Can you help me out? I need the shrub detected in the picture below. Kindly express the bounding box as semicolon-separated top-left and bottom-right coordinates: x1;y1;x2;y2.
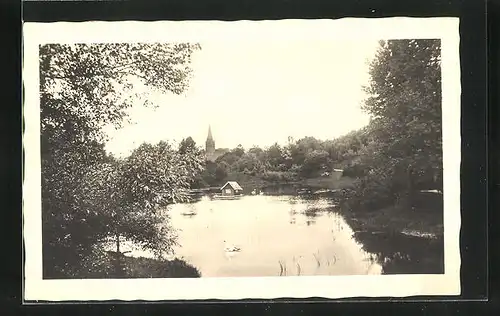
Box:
342;164;367;178
262;171;297;182
342;176;396;211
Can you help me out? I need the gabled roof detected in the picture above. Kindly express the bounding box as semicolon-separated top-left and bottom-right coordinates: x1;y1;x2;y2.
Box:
221;181;243;191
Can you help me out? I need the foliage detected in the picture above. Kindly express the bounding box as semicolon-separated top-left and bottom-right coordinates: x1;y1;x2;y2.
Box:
342;164;367;178
80;141;204;259
52;248;201;279
196;135;359;187
344;39;442;211
40;43;201;278
301;149;330;177
178;136;202;155
40;43;200;142
261;171;297;182
215;161;230;181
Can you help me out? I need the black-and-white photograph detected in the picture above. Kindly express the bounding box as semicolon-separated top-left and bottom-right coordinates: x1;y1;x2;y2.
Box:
23;19;461;300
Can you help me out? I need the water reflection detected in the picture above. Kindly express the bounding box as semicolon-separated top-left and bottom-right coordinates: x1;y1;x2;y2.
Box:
165;195;383;277
306;218;316;226
110;193;442;277
352;230;444;274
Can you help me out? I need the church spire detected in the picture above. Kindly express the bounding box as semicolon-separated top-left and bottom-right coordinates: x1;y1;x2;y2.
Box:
206;125;215;155
207;125;213;141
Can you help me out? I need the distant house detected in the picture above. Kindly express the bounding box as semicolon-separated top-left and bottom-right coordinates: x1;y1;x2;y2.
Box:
220;181;243;196
331;169;344;180
320;169;344;179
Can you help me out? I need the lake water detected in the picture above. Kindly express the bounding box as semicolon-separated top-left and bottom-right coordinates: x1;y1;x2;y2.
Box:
106;191;444;276
161;195;383;277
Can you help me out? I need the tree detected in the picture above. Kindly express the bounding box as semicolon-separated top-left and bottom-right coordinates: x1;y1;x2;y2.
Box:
40;43;200;143
350;39;442;210
40;43;201;277
286;137;321;166
85;142;203;255
199;161;218;187
265;143;284;170
301;149;330;177
215;161;229;182
234;153;263;175
231;144;245;157
178;137;199;155
216;151;241;166
248;146;264;158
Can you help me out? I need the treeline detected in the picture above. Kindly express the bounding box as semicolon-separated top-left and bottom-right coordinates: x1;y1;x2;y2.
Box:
192;39;443;214
188;132;369;189
40;43;203;278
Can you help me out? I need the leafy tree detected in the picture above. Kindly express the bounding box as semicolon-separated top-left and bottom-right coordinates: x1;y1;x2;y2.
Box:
301;149;330;177
40;43;201;277
215;161;230;182
365;39;441;188
81;141;203;258
178;136;199;155
286;137;321;166
234;153;263;175
265;143;285;170
216;151;241;166
248;146;264;158
347;39;442;210
231;144;245;157
40;43;200;142
198;161;218;186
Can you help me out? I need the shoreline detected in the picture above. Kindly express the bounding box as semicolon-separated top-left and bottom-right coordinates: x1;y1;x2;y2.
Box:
45;250;202;279
222;175;445;274
336;205;444;239
332;205;444;274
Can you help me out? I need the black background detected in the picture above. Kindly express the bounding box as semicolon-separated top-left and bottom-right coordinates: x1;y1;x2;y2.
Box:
2;0;493;314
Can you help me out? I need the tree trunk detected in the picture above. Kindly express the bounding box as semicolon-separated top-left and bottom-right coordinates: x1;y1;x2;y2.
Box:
112;231;125;277
115;232;120;254
406;166;415;210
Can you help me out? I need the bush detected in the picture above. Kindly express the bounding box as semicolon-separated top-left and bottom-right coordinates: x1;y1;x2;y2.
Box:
262;171;297;182
342;176;396;211
342;164;367;178
51;248;202;279
123;257;201;278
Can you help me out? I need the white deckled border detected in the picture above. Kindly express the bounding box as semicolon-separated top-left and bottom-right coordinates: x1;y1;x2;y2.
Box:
23;17;461;301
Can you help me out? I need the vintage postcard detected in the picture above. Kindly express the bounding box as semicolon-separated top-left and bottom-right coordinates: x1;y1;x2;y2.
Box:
23;18;461;301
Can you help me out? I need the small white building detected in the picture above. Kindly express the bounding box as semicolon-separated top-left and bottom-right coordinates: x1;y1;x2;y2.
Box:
220;181;243;196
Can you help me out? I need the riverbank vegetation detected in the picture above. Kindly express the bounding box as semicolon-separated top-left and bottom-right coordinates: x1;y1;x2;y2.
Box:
40;43;203;278
38;39;444;277
50;248;201;279
341;39;444;251
191;136;360;192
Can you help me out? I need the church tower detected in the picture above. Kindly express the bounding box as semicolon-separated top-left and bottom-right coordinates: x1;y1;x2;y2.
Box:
205;125;215;156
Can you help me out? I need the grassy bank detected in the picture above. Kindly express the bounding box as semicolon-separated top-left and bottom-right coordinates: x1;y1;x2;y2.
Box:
339;205;444;238
331;203;444;274
57;249;201;279
300;175;356;190
220;172;356;194
119;255;201;278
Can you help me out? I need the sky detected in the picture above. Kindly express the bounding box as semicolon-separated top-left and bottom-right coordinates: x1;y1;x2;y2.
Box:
104;40;381;157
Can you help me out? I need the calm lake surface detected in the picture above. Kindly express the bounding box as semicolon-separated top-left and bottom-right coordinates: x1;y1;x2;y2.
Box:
109;191;444;276
164;195;382;277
